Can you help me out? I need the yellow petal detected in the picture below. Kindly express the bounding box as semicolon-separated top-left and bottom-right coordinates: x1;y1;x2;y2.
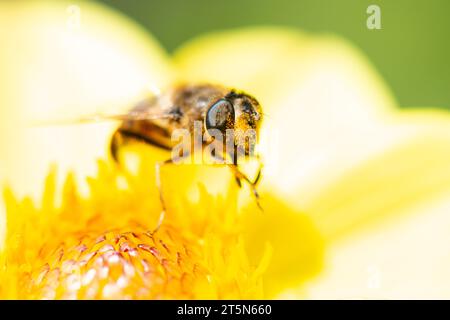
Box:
306;109;450;240
308;168;450;299
240;193;324;298
299;109;450;298
310;200;450;298
0;0;173;201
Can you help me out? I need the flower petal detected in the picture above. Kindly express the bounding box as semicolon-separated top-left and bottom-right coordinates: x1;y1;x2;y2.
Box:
241;193;324;298
305;109;450;240
0;1;173;201
307;171;450;299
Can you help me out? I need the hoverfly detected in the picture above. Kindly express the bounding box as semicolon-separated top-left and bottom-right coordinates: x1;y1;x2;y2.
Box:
39;83;263;230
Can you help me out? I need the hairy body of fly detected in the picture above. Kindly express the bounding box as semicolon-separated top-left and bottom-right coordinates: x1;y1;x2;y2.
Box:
110;83;262;164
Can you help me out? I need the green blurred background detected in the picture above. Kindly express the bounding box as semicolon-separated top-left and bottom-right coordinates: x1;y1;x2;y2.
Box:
98;0;450;110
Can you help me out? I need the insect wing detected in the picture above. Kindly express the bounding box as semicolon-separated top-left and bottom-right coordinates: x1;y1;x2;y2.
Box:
30;109;173;127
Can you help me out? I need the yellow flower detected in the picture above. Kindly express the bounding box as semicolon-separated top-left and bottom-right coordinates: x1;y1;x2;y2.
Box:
0;145;322;299
0;159;253;299
1;1;450;299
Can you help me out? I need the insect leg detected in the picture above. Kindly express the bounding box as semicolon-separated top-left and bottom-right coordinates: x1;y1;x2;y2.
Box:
153;158;174;233
110;130;122;163
213;150;263;209
232;146;242;187
215;154;263;211
252;156;264;186
228;164;263;211
235;175;242;188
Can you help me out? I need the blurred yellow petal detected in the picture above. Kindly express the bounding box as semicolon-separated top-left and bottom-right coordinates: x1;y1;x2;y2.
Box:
308;185;450;299
299;109;450;298
0;0;173;201
306;109;450;240
240;194;324;298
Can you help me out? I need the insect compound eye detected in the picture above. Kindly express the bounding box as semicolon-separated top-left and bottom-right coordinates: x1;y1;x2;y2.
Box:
241;101;254;114
205;99;234;132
